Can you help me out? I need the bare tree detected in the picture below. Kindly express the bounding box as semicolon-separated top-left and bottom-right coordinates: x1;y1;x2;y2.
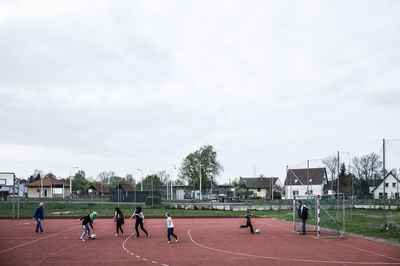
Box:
97;171;115;185
125;174;136;186
322;156;338;190
351;153;382;187
156;170;170;185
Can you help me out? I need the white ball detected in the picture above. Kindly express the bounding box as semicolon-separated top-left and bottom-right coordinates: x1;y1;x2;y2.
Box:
255;229;260;234
91;234;96;239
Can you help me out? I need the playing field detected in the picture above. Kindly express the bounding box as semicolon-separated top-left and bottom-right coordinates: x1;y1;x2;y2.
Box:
0;217;399;265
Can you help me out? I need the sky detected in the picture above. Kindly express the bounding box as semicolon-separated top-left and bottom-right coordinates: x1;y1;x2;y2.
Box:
0;0;399;184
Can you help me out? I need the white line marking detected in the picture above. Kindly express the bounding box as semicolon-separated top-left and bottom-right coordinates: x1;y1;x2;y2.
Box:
187;228;400;265
257;219;400;263
0;225;81;255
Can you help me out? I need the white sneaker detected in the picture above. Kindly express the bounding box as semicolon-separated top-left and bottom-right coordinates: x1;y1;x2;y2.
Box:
80;239;85;242
115;233;118;237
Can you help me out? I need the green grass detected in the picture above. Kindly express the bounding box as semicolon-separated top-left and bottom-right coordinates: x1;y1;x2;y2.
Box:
1;201;399;242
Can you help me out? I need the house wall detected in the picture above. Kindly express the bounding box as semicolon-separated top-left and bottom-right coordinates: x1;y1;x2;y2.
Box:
28;187;68;198
248;188;268;198
285;184;324;198
373;174;400;199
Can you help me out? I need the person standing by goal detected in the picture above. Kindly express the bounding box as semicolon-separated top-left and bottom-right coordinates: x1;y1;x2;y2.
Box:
297;200;308;235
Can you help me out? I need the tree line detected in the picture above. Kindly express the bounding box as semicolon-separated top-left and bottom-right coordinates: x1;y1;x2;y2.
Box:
26;145;225;193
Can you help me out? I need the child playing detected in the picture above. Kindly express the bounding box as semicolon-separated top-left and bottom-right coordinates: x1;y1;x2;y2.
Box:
166;212;178;244
129;206;149;238
79;211;97;241
239;210;254;234
114;207;124;237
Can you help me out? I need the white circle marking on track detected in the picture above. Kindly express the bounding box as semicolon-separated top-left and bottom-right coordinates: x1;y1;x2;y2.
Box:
187;227;400;265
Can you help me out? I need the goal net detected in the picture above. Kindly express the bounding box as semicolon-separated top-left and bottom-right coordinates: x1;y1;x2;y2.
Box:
293;194;345;239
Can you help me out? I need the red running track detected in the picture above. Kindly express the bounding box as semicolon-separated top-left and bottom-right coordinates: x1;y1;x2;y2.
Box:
0;217;399;266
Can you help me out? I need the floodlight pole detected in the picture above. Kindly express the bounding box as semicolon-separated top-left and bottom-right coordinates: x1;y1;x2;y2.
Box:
69;167;78;206
199;164;202;200
307;160;310;200
383;138;387;228
137;169;143;191
171;165;176;201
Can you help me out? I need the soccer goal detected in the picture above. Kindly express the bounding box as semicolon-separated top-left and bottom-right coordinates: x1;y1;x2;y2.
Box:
293;194;345;239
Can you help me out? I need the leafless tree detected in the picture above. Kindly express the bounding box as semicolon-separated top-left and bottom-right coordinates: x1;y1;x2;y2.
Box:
351;153;382;187
322;156;338;190
125;174;136;186
97;171;115;185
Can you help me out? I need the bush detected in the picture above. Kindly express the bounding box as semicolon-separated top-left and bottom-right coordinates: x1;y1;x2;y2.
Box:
145;196;161;207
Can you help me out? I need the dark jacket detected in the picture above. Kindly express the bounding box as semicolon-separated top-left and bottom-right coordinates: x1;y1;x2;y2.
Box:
80;215;94;229
115;211;124;224
298;204;308;219
33;207;44;219
245;213;251;224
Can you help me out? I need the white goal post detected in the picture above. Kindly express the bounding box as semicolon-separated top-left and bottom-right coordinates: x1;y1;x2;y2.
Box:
293;194;345;239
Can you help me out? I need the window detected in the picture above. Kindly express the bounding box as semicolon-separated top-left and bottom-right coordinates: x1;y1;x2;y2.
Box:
393;183;396;188
37;189;40;194
385;183;389;187
257;188;261;192
395;193;399;200
379;193;383;199
52;188;62;194
293;190;299;196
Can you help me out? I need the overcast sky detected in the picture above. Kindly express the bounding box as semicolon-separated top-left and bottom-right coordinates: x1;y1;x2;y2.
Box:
0;0;399;183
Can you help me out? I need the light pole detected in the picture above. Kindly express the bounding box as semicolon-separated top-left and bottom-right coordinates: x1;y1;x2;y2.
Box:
199;164;202;200
171;165;176;201
35;170;43;198
137;169;143;191
69;167;78;201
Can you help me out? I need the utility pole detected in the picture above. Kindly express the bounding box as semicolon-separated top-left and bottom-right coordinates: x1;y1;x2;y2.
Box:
337;151;340;194
383;138;387;229
199;164;202;200
307;160;310;198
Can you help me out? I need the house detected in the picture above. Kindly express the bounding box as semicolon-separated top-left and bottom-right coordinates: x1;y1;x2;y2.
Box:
284;168;327;198
372;172;400;200
86;184;109;198
27;177;70;198
242;177;281;199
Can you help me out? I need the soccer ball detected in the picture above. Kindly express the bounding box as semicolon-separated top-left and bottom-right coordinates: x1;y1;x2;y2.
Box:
90;234;96;239
255;229;261;234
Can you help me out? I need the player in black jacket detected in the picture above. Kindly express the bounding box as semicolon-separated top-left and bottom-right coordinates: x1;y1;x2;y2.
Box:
297;200;308;235
239;210;254;234
114;207;124;237
79;211;97;241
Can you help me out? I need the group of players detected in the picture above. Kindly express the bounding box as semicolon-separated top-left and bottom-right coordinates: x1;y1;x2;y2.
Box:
33;203;179;243
32;201;308;243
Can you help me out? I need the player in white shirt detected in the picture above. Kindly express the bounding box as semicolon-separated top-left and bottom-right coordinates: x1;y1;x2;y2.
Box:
166;212;178;244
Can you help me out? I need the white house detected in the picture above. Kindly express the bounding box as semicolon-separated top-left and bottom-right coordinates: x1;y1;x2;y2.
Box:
284;168;327;198
372;172;400;200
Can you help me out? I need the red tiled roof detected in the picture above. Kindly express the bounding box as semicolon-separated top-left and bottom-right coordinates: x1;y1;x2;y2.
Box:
27;177;69;187
119;183;134;192
90;184;110;193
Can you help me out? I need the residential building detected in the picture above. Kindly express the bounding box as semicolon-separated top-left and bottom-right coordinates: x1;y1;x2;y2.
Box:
284;168;327;198
27;177;70;198
86;184;110;198
372;172;400;200
242;177;281;199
